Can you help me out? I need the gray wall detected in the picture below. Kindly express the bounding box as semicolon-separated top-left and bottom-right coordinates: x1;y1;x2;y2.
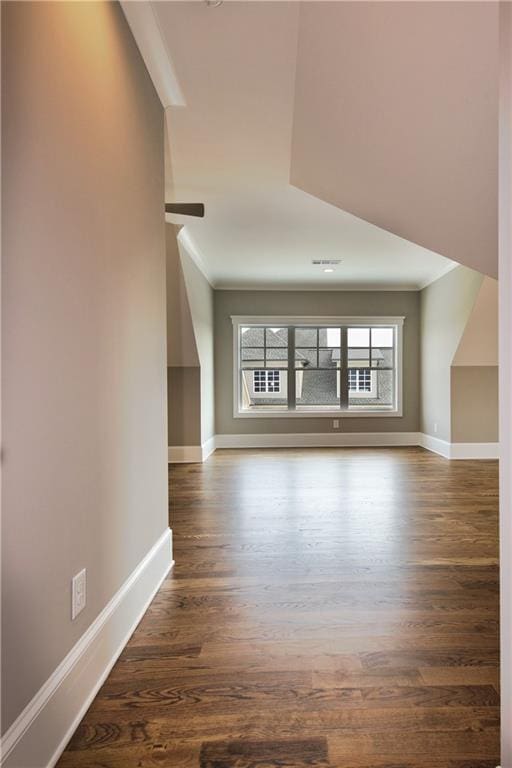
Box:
180;247;215;444
451;366;499;443
2;2;168;733
214;290;420;434
166;226;199;368
166;225;203;448
420;266;483;441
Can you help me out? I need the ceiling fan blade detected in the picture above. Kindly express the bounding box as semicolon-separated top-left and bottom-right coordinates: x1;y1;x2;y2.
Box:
165;203;205;218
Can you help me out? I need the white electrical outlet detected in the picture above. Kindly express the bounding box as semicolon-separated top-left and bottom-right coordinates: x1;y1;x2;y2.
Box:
434;422;438;434
72;568;86;620
333;419;340;429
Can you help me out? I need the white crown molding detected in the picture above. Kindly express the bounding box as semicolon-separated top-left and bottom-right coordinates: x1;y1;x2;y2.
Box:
120;1;185;108
417;260;459;291
1;529;174;768
215;283;422;292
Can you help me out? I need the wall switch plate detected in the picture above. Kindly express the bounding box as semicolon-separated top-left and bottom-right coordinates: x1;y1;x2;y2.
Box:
434;422;438;434
72;568;86;620
333;419;340;429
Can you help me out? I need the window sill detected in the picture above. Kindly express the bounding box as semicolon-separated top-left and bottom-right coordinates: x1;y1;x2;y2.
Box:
234;409;403;419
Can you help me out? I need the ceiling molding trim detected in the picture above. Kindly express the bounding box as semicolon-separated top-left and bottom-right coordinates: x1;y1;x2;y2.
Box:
214;283;422;293
177;228;216;288
120;1;186;108
417;260;459;291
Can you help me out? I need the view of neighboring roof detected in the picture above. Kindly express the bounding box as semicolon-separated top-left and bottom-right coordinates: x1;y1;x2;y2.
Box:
241;327;384;367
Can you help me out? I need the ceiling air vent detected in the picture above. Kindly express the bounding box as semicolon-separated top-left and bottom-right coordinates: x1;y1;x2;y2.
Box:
312;259;341;266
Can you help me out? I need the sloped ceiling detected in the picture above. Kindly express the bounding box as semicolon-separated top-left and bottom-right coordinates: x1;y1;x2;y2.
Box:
150;1;498;288
291;1;499;278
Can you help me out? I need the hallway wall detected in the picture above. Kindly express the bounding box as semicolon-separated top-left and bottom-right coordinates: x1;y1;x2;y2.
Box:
2;0;168;738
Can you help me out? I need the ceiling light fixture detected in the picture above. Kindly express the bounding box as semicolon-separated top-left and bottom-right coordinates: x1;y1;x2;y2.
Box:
323;268;334;273
205;0;223;6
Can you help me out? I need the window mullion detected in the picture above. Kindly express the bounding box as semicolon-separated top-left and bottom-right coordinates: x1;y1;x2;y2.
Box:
288;326;296;410
340;326;348;410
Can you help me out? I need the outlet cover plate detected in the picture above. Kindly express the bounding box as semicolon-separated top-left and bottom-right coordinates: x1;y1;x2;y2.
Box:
72;568;86;620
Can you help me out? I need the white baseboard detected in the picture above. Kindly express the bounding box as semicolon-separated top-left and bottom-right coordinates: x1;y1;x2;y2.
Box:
168;433;499;462
419;433;452;458
215;431;422;449
1;528;174;768
419;433;499;460
168;445;203;463
168;437;216;464
201;436;216;461
449;441;500;460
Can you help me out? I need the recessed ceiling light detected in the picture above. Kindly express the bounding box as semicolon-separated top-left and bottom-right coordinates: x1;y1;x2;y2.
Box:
323;268;334;273
205;0;223;6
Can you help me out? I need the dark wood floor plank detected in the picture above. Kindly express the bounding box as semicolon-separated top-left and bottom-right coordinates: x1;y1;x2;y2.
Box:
58;447;500;767
199;737;329;767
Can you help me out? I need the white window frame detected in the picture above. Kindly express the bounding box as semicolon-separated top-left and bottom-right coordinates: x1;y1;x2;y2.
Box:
232;316;404;419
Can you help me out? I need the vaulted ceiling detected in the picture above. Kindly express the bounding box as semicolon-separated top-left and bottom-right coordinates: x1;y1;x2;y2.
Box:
149;1;498;289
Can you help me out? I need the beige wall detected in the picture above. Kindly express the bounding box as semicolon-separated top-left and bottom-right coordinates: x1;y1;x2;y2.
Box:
2;1;167;733
450;276;499;444
214;290;420;435
420;266;483;442
168;367;201;447
451;366;499;443
453;276;499;366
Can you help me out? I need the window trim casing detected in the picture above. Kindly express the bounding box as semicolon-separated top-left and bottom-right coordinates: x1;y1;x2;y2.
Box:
232;316;404;419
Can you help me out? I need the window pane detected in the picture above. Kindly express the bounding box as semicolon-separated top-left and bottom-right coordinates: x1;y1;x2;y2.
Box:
241;348;265;367
241;370;288;410
371;328;393;347
348;348;370;367
295;348;317;368
371;347;394;368
348;328;369;347
266;327;288;347
319;327;340;347
266;347;288;368
241;327;264;346
349;369;394;409
319;349;338;368
296;370;339;408
296;328;317;347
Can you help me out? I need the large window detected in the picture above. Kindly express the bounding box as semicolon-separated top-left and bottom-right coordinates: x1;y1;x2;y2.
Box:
233;316;403;417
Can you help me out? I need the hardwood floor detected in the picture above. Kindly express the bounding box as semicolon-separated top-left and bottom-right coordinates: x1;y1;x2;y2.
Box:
58;447;500;767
